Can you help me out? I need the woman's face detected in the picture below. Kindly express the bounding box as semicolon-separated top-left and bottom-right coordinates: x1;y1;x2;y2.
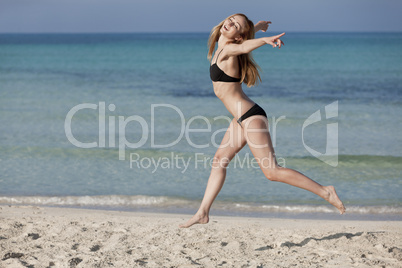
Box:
220;15;247;40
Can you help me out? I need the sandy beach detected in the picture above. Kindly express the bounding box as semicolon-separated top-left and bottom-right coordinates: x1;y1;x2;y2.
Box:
0;206;401;267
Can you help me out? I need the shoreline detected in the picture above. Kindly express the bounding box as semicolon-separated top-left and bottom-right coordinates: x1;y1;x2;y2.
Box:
1;205;401;267
1;195;401;222
1;201;401;222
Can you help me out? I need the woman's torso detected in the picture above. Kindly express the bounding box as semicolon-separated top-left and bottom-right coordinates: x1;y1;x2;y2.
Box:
211;48;255;118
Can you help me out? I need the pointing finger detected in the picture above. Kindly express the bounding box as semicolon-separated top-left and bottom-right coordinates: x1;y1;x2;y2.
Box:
277;32;286;38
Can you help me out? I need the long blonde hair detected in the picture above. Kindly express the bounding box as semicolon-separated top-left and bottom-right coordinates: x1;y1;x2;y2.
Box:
208;13;261;87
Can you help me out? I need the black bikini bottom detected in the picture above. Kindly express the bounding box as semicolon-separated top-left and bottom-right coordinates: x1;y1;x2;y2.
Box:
237;103;267;127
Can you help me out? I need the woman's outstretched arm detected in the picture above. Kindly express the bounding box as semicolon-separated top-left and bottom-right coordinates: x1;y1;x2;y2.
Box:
223;32;286;57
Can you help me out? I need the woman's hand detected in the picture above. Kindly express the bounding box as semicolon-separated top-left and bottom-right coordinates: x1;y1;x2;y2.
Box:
254;21;271;32
264;32;285;48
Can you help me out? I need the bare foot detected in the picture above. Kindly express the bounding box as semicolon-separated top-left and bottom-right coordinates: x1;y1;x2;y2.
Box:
323;185;346;214
179;212;209;228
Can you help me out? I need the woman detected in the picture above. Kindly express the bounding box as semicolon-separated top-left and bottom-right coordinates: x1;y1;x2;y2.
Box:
180;14;345;228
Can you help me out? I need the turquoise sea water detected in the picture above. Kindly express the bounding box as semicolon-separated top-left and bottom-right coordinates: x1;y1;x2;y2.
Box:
0;32;401;220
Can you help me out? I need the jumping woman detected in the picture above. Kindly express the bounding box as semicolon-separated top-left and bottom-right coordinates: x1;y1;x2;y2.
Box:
180;14;345;228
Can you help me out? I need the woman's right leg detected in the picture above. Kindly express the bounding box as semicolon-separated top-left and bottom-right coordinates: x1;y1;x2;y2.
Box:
179;118;247;228
243;116;346;214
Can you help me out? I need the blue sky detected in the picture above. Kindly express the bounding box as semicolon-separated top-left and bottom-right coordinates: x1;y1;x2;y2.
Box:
1;0;401;33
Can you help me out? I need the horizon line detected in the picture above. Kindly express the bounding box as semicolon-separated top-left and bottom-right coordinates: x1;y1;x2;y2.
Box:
0;30;401;35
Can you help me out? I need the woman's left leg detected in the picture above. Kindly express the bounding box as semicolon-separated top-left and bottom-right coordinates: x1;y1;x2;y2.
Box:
242;116;346;214
179;117;247;228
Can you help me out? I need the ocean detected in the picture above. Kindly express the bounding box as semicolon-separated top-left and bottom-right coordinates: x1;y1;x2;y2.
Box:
0;32;401;220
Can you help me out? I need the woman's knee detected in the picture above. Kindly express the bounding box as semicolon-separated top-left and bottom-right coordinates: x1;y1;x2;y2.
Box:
263;166;281;181
212;154;231;169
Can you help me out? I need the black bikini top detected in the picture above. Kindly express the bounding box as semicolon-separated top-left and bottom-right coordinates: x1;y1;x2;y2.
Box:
210;49;241;83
